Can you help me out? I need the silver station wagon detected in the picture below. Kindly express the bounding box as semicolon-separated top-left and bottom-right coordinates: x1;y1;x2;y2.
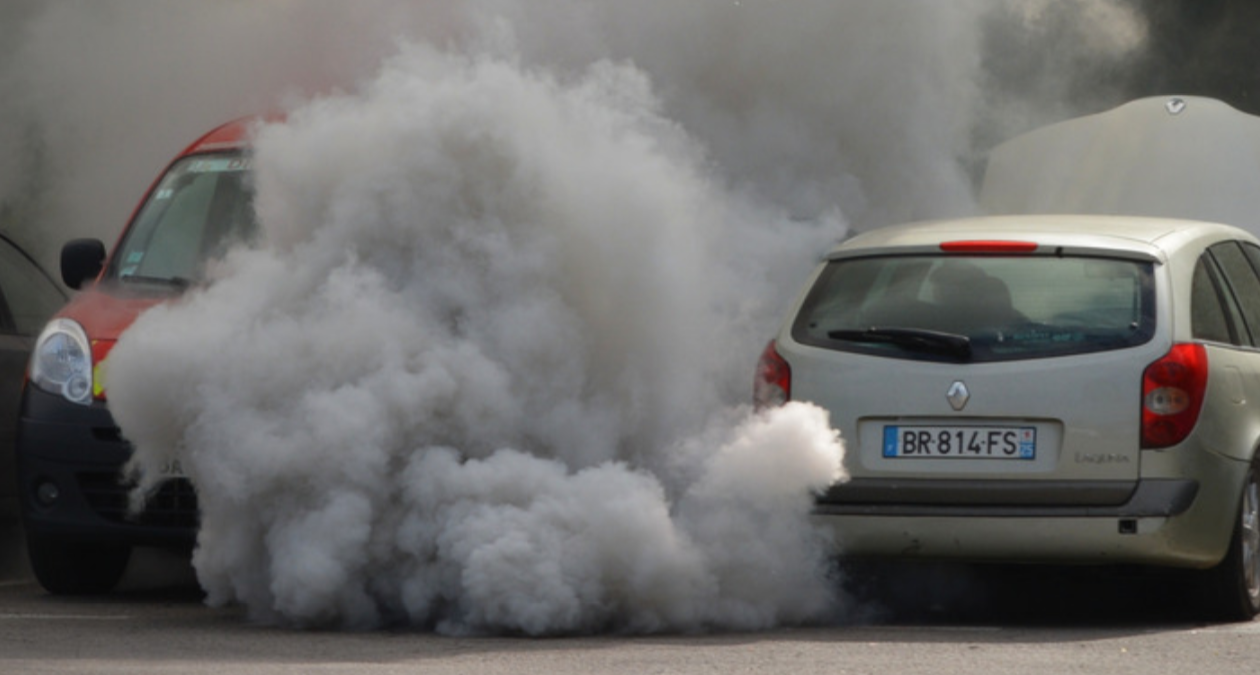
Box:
757;215;1260;620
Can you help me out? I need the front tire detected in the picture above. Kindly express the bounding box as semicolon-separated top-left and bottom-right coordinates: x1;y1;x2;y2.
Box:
26;534;131;595
1199;463;1260;621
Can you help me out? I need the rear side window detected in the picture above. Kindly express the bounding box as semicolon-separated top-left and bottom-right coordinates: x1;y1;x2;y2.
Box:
1191;257;1235;344
1203;242;1260;345
792;255;1155;363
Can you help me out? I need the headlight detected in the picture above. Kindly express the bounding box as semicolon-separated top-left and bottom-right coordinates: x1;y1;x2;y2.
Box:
30;318;94;405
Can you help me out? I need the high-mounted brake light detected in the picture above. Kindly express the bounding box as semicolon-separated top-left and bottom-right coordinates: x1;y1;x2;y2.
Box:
754;341;791;409
939;240;1039;254
1141;343;1208;449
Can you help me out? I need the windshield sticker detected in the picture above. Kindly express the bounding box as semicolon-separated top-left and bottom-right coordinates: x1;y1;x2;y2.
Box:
187;157;253;173
120;265;138;277
125;251;144;264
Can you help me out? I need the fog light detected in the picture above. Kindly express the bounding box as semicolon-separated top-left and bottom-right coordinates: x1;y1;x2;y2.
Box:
65;373;92;403
35;481;61;506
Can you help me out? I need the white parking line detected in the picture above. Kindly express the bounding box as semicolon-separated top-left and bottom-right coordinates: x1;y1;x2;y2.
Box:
0;613;133;621
1191;621;1260;634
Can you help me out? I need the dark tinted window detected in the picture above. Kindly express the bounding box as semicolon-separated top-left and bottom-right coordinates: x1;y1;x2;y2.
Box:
1242;242;1260;279
1240;242;1260;339
1191;256;1235;344
792;254;1155;363
1208;241;1260;346
0;236;66;335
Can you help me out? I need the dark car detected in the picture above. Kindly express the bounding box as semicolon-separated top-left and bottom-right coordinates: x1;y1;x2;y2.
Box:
15;118;258;593
1;233;68;526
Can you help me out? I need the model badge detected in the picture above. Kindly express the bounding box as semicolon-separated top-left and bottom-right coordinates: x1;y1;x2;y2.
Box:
947;381;970;411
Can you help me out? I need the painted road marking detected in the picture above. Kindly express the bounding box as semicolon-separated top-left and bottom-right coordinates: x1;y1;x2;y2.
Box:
0;613;133;621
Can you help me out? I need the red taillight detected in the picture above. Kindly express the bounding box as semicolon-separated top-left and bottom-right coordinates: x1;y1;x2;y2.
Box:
754;341;791;409
1141;343;1208;448
939;240;1038;254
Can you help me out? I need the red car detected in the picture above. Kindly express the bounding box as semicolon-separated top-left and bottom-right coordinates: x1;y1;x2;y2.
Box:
15;118;258;593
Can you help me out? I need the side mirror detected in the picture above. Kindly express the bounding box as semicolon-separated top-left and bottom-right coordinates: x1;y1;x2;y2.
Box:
60;239;106;290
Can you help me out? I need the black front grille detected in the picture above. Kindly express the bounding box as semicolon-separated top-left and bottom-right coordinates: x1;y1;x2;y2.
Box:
78;472;200;528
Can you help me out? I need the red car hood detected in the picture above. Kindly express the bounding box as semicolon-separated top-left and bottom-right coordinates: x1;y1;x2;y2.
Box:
57;283;169;344
54;283;172;399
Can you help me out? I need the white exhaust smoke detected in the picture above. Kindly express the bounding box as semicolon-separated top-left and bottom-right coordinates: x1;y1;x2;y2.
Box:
2;0;1154;633
104;46;845;633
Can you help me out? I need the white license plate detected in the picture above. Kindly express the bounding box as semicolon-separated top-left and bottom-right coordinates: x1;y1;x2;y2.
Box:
883;425;1036;459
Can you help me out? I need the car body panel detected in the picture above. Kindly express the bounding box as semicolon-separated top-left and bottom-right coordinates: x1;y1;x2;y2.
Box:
0;234;68;523
57;286;167;349
1;334;34;522
782;341;1168;484
1194;343;1260;464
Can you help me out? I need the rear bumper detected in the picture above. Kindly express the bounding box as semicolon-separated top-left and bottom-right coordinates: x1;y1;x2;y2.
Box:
815;452;1249;569
15;385;197;547
813;511;1217;568
816;477;1198;517
813;512;1210;567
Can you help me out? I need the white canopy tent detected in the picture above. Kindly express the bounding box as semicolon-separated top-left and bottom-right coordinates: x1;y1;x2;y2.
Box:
980;96;1260;234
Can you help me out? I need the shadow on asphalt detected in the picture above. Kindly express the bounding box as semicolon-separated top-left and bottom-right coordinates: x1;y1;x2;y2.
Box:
838;559;1219;627
2;519;1240;627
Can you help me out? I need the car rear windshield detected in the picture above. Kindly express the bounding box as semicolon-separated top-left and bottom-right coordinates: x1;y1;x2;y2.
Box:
108;152;257;287
792;254;1155;363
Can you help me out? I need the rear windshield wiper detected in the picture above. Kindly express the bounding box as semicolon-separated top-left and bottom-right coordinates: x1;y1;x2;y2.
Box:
118;274;191;289
828;327;972;360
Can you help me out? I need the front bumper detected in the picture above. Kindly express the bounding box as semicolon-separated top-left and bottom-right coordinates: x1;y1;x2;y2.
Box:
15;384;197;547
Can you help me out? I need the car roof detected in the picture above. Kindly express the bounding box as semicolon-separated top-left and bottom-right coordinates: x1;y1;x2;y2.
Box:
175;118;254;156
173;113;281;157
829;214;1259;262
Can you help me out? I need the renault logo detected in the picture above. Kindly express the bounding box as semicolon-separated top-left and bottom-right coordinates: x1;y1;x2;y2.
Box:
947;381;970;411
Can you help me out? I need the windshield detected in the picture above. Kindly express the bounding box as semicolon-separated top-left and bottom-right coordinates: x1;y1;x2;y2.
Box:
792;254;1156;363
108;152;257;286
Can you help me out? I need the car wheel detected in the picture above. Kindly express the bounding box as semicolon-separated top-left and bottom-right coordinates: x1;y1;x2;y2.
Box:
1199;462;1260;621
26;534;131;595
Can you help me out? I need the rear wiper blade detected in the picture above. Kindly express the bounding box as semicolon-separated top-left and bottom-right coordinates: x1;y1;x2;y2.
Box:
828;327;972;360
119;274;191;289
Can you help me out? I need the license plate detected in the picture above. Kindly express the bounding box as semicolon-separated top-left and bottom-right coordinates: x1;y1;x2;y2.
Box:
883;425;1036;459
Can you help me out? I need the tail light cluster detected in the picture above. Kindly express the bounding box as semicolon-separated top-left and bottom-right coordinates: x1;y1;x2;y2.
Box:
755;340;1208;448
755;340;791;409
1142;343;1208;448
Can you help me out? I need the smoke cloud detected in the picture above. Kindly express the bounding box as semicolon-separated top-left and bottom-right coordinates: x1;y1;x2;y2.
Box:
104;45;847;633
1;0;1166;633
